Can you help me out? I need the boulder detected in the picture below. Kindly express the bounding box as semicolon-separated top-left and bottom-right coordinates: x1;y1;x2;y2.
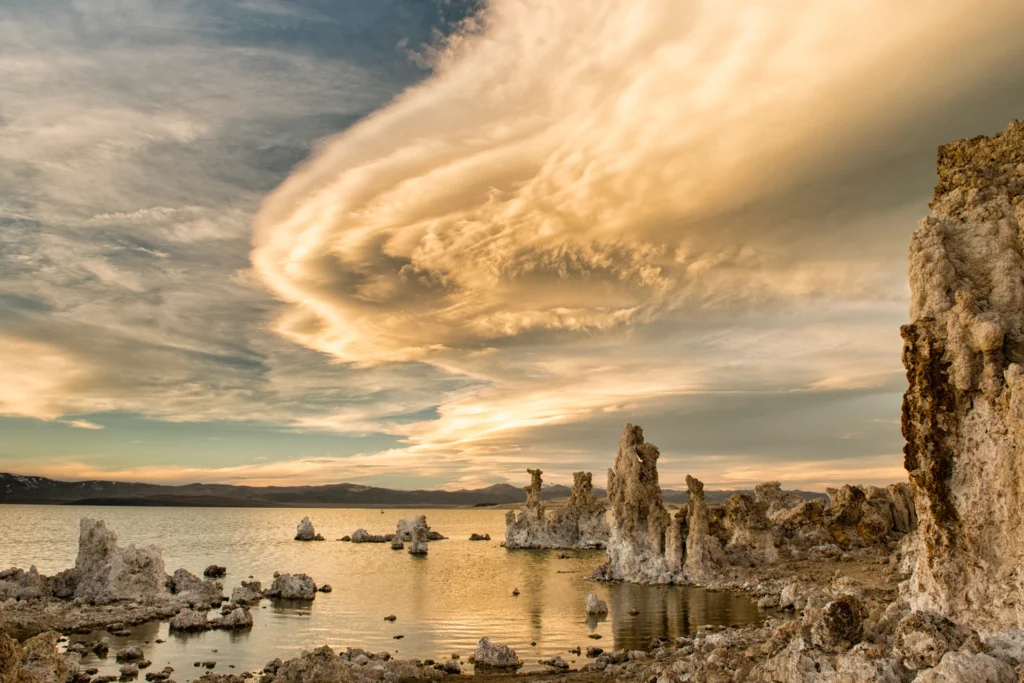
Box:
914;652;1016;683
168;569;223;605
211;607;252;630
893;611;979;670
203;566;227;579
349;529;388;544
19;631;68;683
264;574;316;601
294;518;323;542
810;596;866;651
272;646;348;683
168;608;210;632
73;519;167;604
230;581;263;606
585;593;607;615
468;533;490;541
472;638;520;669
407;516;429;556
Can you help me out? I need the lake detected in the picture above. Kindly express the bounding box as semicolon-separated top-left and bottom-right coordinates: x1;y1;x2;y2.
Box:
0;505;762;675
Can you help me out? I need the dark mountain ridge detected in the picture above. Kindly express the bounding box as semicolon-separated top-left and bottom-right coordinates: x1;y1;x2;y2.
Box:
0;472;824;507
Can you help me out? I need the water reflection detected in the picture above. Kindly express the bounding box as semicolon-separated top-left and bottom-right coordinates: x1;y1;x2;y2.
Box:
605;583;762;651
0;505;761;675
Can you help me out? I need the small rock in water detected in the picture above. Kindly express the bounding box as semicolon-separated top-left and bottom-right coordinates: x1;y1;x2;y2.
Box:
588;634;602;640
116;647;144;663
393;635;404;640
539;656;569;670
586;646;602;658
203;566;227;578
119;664;138;681
317;584;332;593
384;615;397;622
203;661;216;669
585;593;608;614
629;608;640;615
511;588;520;596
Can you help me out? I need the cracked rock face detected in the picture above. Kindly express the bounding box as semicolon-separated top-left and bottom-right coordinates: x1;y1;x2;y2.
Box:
472;638;520;669
504;470;609;549
74;519;167;604
901;120;1024;630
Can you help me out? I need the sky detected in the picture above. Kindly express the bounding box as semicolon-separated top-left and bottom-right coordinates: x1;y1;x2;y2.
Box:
2;0;1024;492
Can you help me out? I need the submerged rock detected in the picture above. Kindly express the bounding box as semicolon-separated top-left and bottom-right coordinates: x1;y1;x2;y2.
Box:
468;533;490;541
900;120;1024;630
504;470;609;549
203;566;227;579
294;518;324;542
210;607;252;630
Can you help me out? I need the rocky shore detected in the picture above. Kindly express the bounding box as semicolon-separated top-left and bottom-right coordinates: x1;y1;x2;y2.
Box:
4;120;1024;681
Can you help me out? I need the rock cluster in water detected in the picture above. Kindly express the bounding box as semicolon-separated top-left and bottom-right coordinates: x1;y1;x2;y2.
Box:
504;469;610;549
900;119;1024;631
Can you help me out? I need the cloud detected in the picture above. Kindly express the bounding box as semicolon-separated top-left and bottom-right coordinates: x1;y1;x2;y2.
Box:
59;420;104;430
246;0;1024;486
253;0;1024;365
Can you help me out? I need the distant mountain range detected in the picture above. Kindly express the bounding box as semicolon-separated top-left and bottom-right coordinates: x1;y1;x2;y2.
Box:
0;472;824;508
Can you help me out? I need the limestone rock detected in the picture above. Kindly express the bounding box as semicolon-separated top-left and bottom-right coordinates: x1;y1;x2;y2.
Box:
914;652;1016;683
0;567;48;602
203;566;227;578
168;608;210;632
810;596;865;651
389;537;404;550
683;475;726;583
584;593;607;615
229;581;263;606
901;120;1024;630
407;516;429;555
20;632;68;683
505;470;609;549
599;424;673;583
73;519;167;604
755;481;805;517
264;574;316;601
468;534;490;541
472;638;520;669
893;610;979;670
0;627;21;683
294;517;323;542
210;607;252;630
722;493;778;563
168;569;223;606
349;529;388;544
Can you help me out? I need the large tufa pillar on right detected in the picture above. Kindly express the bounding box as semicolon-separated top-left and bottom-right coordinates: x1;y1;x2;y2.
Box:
901;120;1024;630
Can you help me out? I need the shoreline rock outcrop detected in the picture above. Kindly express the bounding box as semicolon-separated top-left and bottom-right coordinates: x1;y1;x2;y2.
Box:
504;470;610;549
264;573;317;601
595;424;916;586
900;120;1024;631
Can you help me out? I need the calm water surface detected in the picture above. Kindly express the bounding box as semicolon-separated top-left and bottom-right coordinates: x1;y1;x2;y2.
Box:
0;506;761;676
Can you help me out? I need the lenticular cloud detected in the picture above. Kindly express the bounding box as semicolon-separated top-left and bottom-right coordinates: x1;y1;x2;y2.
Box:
252;0;1020;366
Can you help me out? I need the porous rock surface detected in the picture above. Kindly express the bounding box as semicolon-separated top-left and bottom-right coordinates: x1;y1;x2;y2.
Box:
294;517;323;542
74;519;167;604
407;515;429;555
264;573;316;600
472;637;521;669
901;119;1024;631
504;470;610;549
596;423;917;586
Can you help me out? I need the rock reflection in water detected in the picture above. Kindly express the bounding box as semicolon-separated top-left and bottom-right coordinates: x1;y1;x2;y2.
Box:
604;582;761;651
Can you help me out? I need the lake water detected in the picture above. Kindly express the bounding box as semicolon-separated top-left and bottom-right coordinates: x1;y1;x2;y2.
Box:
0;505;762;676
